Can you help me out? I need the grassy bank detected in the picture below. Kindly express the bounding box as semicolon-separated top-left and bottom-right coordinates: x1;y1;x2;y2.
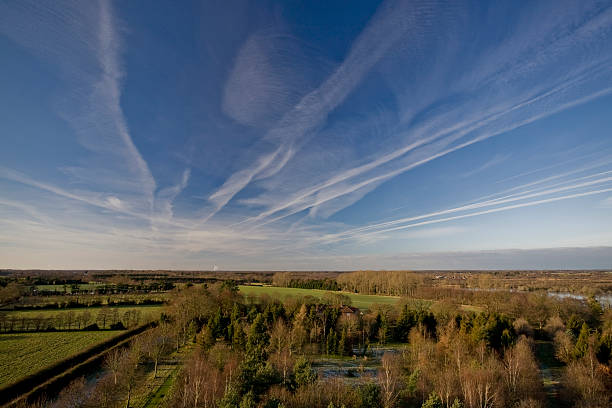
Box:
0;331;122;387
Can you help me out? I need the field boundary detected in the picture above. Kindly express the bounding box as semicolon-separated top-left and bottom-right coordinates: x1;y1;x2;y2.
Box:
0;323;155;407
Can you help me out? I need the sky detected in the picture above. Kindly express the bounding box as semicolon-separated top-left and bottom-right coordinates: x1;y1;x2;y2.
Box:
1;0;612;270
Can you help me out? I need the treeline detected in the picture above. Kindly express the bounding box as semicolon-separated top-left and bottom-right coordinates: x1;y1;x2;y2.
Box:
337;271;425;296
0;308;149;332
32;282;175;296
272;272;340;290
5;294;167;311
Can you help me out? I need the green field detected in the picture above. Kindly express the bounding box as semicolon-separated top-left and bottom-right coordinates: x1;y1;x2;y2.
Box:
238;285;399;310
0;331;122;386
34;283;106;293
3;305;163;319
0;305;163;331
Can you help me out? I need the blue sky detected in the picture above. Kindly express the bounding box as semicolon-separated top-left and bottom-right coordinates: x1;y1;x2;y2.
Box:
1;0;612;270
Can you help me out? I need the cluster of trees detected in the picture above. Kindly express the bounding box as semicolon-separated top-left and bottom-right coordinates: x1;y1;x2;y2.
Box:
337;271;424;297
18;280;611;408
7;293;167;311
0;308;145;332
0;281;25;305
547;306;612;407
18;325;176;408
273;273;340;291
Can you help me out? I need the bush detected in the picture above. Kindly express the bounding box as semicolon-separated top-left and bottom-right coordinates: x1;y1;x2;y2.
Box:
109;321;126;330
422;392;443;408
513;317;533;337
358;383;381;408
83;323;100;331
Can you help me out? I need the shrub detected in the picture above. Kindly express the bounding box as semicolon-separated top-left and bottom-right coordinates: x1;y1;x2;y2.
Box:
109;321;126;330
422;392;443;408
358;383;381;408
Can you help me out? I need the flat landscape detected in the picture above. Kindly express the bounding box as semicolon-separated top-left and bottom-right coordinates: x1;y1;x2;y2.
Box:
0;305;163;332
0;331;122;387
0;270;610;408
239;285;400;309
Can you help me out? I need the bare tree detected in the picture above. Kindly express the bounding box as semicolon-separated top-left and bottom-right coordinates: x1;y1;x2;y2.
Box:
118;348;141;408
378;352;403;408
104;348;122;385
144;328;171;378
561;340;608;408
51;377;87;408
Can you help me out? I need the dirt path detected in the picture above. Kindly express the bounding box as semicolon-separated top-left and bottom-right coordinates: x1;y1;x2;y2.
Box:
535;340;564;408
132;345;193;408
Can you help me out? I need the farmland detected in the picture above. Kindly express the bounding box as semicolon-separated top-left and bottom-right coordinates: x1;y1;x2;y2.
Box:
34;283;105;293
2;304;163;319
0;331;122;387
0;305;163;332
239;285;400;309
0;270;609;408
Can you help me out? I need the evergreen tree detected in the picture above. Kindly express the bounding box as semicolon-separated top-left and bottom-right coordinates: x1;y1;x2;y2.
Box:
422;392;443;408
449;399;464;408
218;386;241;408
358;383;381;408
574;322;590;358
326;330;337;355
338;328;348;356
247;313;270;361
294;357;317;387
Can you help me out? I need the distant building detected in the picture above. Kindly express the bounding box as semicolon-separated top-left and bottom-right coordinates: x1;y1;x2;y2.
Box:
339;305;360;318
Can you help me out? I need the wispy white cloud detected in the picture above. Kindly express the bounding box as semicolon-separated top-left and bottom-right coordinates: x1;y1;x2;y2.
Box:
323;186;612;244
216;2;612;230
0;0;156;212
459;154;510;178
1;0;612;269
206;0;424;220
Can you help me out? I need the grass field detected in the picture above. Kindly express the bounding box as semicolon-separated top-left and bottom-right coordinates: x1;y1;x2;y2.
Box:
0;331;122;387
34;283;106;293
239;285;400;310
2;305;163;319
1;305;163;331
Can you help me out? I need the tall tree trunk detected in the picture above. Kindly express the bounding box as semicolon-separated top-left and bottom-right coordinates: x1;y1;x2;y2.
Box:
125;386;131;408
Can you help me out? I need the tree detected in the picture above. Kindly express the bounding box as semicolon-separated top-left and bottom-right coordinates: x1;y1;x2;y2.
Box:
379;352;403;408
196;325;215;350
53;377;87;408
247;313;270;361
97;307;110;329
338;328;348;356
218;386;241;408
145;328;171;378
449;399;464;408
118;348;142;408
574;323;590;359
554;330;574;363
358;383;381;408
512;318;533;338
104;348;122;385
422;393;443;408
562;351;608;408
503;337;542;404
294;357;317;387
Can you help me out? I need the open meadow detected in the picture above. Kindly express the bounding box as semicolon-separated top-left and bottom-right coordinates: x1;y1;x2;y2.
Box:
0;305;163;332
0;331;122;387
239;285;400;310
